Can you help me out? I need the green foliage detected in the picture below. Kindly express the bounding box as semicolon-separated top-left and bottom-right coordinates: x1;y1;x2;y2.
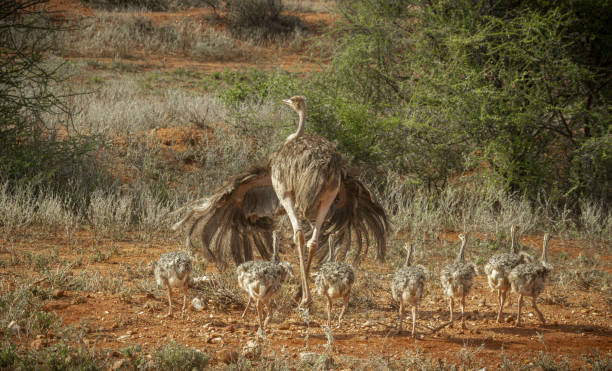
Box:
569;134;612;204
219;69;276;105
582;350;612;371
223;0;306;42
312;0;611;204
151;342;210;370
0;342;20;370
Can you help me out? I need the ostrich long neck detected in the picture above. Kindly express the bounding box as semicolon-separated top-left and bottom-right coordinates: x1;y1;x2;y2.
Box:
328;234;335;263
285;109;306;143
541;235;550;263
510;226;518;254
272;231;280;263
457;237;466;262
404;245;413;267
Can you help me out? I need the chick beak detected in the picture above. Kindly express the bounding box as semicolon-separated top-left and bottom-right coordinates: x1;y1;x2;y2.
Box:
282;99;291;106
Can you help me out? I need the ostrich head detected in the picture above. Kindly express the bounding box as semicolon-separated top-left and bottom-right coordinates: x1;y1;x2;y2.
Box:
282;96;307;142
283;96;306;114
457;232;467;261
458;232;466;244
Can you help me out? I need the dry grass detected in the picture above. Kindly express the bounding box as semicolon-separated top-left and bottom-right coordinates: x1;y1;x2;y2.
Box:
58;12;246;60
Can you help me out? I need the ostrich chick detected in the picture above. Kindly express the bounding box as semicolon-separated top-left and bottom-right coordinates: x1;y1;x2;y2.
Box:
509;233;552;327
154;251;192;317
236;231;293;331
391;244;427;337
484;224;533;322
315;233;356;327
440;233;477;329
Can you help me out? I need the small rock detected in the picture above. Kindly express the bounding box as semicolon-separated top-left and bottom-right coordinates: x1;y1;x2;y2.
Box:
242;340;261;359
7;321;20;335
216;349;239;364
479;298;486;307
505;316;514;323
30;338;45;350
209;336;222;344
117;335;130;341
110;359;125;371
192;276;210;284
191;297;206;311
52;289;64;299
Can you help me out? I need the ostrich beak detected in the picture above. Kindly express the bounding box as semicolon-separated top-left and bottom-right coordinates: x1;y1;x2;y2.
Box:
282;99;291;106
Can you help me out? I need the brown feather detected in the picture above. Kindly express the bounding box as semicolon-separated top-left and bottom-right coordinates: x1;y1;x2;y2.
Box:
173;165;279;268
319;173;390;265
270;133;343;218
173;111;389;270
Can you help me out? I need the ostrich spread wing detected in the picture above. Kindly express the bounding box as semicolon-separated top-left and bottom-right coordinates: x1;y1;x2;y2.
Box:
320;174;390;266
172;167;389;269
172;165;280;268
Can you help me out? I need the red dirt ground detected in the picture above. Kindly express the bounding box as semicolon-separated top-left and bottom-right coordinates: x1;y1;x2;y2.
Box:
2;230;610;368
4;0;610;368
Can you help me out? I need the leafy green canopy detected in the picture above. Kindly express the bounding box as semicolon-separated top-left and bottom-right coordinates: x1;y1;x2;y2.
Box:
304;0;610;204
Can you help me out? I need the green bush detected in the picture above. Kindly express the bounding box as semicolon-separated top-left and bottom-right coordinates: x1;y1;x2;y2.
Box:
224;0;306;42
570;135;612;205
152;342;210;370
0;1;104;205
302;0;611;205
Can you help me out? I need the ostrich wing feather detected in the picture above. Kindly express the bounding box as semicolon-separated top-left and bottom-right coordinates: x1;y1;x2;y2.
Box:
172;166;389;269
318;173;390;265
172;165;280;268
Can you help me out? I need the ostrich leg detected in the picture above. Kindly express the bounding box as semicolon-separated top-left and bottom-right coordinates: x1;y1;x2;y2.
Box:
304;186;339;275
277;194;311;307
242;296;252;318
411;305;417;337
165;283;173;317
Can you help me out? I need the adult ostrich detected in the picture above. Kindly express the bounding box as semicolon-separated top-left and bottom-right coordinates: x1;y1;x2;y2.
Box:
172;96;388;307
